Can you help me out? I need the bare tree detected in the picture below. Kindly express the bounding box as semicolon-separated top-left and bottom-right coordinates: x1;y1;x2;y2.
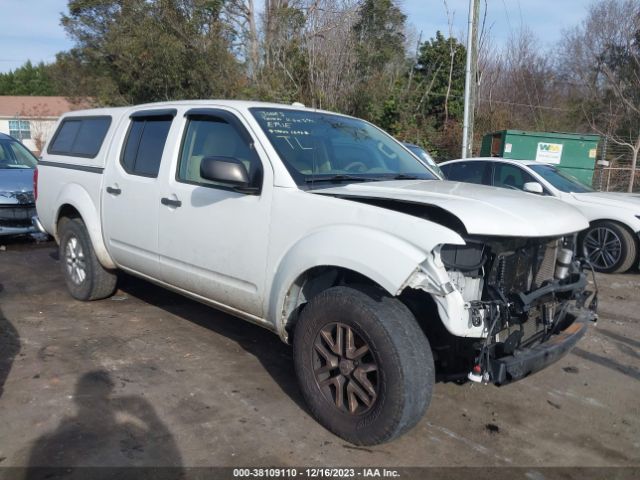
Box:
476;25;566;135
303;1;360;110
560;0;640;192
442;0;457;125
223;0;260;80
19;104;54;154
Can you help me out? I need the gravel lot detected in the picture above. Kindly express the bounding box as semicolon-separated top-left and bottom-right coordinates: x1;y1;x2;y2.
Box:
0;238;638;472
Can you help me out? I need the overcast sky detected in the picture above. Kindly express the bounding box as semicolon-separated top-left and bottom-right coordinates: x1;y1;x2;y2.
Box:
0;0;593;73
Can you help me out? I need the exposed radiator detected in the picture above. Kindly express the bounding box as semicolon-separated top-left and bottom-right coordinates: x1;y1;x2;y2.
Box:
534;241;559;288
491;240;560;295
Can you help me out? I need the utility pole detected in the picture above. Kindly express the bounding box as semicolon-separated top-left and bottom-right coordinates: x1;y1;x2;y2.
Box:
461;0;480;158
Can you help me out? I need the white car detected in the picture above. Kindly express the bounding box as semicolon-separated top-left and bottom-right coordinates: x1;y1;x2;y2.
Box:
440;157;640;273
35;101;595;445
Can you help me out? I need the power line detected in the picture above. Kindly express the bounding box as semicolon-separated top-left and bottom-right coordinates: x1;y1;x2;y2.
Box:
475;97;572;112
415;88;574;112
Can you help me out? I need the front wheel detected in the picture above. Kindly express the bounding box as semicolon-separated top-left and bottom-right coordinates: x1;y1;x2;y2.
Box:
581;221;637;273
58;217;117;300
293;286;434;445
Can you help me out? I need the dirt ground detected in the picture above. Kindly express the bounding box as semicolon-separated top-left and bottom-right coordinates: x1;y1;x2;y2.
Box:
0;238;638;472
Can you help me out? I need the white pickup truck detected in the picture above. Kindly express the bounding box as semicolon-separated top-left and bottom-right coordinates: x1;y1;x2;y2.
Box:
35;100;596;445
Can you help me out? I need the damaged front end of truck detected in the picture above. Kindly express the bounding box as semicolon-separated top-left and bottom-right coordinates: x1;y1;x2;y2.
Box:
315;181;597;386
407;234;598;385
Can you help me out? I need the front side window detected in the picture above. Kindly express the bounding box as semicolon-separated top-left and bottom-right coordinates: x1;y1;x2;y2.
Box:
250;108;436;187
493;163;537;190
177;115;262;188
8;120;31;140
121;116;173;177
441;161;491;185
529;164;593;193
0;139;37;169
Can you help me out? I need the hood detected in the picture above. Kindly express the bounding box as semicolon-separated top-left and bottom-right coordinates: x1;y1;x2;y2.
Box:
571;191;640;212
314;180;589;237
0;168;35;205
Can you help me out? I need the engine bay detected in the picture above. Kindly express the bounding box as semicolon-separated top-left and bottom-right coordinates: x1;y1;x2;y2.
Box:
441;235;598;383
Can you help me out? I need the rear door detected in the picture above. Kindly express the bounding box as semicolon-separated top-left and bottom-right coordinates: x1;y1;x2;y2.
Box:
102;109;176;278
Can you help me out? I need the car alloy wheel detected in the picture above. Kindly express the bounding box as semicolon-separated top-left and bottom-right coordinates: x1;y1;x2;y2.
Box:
65;235;87;285
583;226;622;270
312;322;379;415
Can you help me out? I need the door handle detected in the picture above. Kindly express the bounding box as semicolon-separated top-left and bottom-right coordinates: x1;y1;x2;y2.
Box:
106;186;122;195
161;197;182;208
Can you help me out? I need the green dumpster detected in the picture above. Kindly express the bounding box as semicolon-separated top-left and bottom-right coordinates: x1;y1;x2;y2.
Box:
480;130;600;186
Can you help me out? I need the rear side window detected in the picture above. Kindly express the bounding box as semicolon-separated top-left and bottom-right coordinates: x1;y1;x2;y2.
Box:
121;115;173;178
48;117;111;158
441;161;491;185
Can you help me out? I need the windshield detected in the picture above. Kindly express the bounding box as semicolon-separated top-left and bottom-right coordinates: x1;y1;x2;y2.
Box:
250;108;437;187
529;164;592;193
0;139;37;169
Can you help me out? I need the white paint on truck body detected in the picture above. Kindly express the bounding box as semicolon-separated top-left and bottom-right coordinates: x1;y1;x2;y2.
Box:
36;100;590;342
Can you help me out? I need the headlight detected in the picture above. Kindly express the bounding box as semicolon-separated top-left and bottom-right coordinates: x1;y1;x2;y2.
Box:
440;243;487;274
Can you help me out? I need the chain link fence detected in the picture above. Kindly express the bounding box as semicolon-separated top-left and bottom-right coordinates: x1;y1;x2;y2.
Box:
593;137;640;192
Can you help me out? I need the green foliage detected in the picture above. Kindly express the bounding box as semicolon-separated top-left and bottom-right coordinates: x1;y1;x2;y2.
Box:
415;31;466;125
0;61;57;95
353;0;406;75
351;0;406;122
54;0;242;105
253;6;310;104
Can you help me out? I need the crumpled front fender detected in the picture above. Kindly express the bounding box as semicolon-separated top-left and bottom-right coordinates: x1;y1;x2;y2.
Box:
403;246;485;338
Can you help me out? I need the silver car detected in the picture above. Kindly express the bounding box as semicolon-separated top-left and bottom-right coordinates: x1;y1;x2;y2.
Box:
0;133;38;236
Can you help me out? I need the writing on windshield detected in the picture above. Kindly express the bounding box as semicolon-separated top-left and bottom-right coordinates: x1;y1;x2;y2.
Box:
251;108;435;186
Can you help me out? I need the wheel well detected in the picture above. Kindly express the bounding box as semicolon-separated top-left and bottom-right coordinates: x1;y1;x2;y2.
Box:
588;218;634;232
398;288;476;381
55;204;82;238
283;266;385;339
58;204;81;222
283;267;475;380
584;219;640;248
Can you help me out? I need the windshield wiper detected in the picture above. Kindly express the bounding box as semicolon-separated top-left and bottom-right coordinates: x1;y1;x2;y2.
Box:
390;174;420;180
304;174;381;184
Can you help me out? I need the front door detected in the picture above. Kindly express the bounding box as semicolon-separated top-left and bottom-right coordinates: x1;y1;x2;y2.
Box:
157;108;271;317
102;109;176;278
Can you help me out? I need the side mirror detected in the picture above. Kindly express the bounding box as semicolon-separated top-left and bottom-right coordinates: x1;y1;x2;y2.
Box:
523;182;544;194
200;156;257;193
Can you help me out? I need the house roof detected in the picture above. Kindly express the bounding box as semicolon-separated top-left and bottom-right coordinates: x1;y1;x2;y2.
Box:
0;96;90;118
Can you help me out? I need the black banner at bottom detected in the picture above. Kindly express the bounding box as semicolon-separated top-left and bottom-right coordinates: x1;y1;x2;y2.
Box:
0;467;638;480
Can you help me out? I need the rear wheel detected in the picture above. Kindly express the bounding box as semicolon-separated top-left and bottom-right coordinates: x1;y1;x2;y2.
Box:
58;217;117;300
581;221;637;273
293;286;434;445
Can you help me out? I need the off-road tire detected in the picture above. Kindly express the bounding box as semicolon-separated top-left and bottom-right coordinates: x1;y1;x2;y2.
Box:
581;220;638;274
293;286;434;445
58;216;117;301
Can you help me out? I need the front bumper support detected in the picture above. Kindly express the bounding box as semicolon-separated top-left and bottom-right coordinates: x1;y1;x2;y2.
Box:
489;311;591;385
